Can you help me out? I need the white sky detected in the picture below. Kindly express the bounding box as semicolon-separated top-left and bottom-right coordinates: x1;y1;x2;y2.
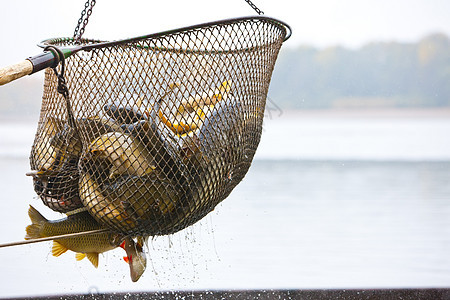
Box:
0;0;449;67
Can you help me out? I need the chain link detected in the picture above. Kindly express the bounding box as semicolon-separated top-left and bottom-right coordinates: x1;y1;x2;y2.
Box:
44;46;78;132
73;0;97;41
72;0;262;41
244;0;264;15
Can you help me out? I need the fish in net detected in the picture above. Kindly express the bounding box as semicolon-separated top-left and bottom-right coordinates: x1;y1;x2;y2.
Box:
27;16;289;239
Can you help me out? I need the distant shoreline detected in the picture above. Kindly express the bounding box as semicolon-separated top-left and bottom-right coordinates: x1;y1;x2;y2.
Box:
273;107;450;120
2;107;450;125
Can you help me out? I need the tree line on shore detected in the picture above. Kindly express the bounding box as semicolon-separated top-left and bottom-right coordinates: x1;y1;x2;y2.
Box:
269;33;450;109
1;33;449;120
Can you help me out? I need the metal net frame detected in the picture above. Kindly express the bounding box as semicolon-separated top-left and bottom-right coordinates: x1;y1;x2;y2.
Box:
29;16;289;236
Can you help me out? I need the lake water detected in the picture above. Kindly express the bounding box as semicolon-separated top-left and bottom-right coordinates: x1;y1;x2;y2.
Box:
0;110;449;297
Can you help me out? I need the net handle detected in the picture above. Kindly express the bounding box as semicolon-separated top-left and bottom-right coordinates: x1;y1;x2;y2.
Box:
0;60;33;86
0;45;81;86
0;45;76;86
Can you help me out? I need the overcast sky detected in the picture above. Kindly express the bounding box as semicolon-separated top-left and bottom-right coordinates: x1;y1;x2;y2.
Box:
0;0;449;68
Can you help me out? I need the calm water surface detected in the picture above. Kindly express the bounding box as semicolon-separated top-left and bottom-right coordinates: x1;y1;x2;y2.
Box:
0;115;449;297
0;158;449;297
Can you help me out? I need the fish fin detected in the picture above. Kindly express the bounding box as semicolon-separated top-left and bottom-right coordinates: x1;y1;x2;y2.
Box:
123;256;130;264
28;205;48;223
52;241;68;257
25;224;43;240
119;241;126;249
136;236;145;248
86;253;99;268
92;138;106;151
65;207;88;217
219;80;232;98
144;166;156;175
75;253;86;261
25;205;48;240
109;166;120;179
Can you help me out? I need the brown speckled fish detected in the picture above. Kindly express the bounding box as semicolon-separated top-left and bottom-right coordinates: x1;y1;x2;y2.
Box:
25;205;124;268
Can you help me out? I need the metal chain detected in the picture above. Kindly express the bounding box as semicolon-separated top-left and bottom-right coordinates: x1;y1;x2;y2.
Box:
73;0;262;42
73;0;97;41
73;0;261;41
244;0;264;15
44;46;79;132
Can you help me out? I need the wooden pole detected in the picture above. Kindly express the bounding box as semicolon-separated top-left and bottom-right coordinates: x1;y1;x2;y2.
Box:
0;60;33;86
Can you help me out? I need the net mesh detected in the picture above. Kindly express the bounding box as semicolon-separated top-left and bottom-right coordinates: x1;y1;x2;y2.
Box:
29;17;287;236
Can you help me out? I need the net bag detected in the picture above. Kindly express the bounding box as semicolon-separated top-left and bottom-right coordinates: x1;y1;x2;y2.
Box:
29;16;290;236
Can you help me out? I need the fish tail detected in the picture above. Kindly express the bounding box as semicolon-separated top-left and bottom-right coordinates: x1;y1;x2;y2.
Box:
25;205;48;240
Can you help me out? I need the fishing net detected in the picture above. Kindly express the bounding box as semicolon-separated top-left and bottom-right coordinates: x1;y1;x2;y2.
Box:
29;16;289;236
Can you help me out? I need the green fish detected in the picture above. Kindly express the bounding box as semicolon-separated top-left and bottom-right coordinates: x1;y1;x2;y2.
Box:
87;132;156;179
78;170;179;236
25;205;124;268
